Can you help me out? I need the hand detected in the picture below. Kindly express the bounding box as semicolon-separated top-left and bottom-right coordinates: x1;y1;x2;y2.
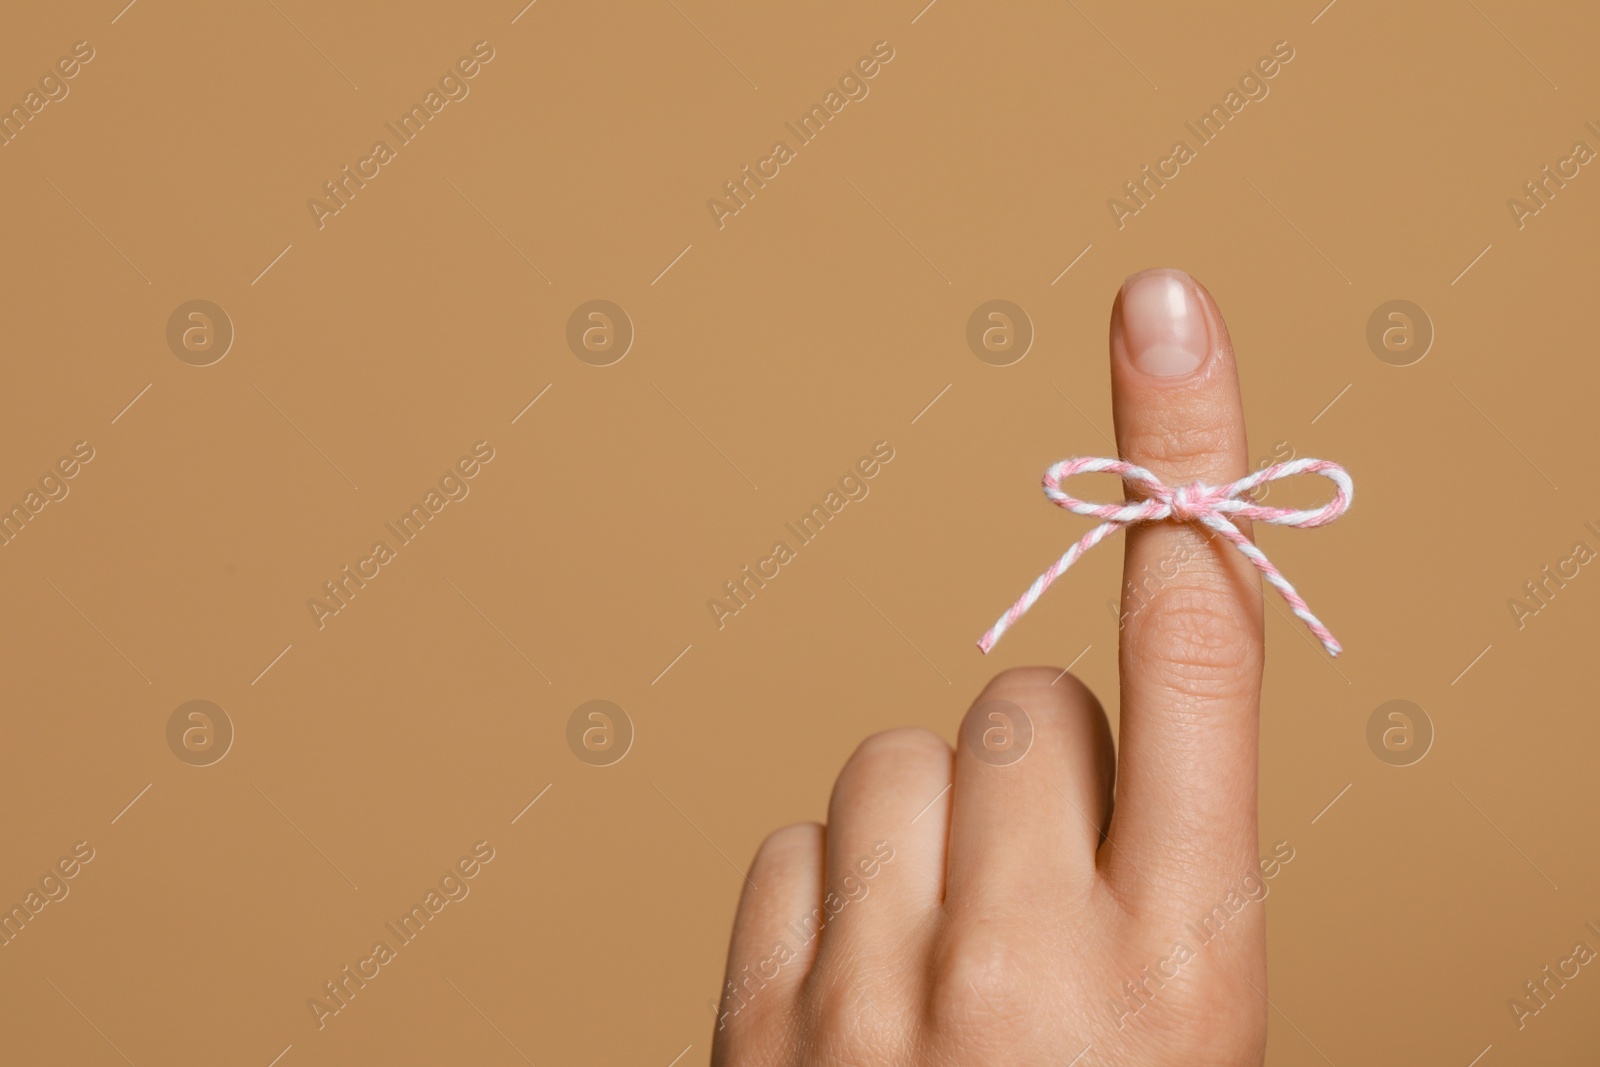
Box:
712;269;1280;1066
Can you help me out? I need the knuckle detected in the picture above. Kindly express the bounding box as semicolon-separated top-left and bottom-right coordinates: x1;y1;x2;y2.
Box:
806;968;912;1062
832;728;951;820
753;821;822;869
1121;966;1268;1060
968;667;1100;726
983;665;1067;693
739;823;822;926
928;927;1037;1039
1128;585;1260;702
1120;420;1238;482
961;673;1111;787
845;727;951;776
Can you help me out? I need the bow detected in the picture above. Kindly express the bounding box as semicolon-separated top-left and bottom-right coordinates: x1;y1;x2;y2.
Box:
978;456;1353;655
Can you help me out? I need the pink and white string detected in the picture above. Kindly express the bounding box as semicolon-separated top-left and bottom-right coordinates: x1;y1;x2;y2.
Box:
977;456;1353;655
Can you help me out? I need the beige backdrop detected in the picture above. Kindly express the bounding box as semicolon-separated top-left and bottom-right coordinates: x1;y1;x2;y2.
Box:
2;0;1598;1063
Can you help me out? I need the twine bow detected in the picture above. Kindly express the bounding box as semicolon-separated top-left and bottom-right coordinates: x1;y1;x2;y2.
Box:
978;456;1353;655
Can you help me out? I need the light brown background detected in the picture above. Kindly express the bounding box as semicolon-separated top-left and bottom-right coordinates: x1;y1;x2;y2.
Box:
2;0;1597;1063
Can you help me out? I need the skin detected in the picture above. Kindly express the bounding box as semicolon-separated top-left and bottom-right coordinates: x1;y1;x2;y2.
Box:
712;269;1275;1066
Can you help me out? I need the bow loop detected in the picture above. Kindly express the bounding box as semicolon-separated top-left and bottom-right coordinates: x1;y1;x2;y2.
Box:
980;456;1353;656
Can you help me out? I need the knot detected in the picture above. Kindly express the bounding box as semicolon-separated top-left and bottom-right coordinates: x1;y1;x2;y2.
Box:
1164;481;1215;522
979;455;1354;656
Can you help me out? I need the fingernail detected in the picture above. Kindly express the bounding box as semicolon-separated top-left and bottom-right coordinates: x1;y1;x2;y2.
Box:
1118;269;1210;378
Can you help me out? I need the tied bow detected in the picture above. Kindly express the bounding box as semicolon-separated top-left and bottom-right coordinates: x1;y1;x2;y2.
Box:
978;456;1354;655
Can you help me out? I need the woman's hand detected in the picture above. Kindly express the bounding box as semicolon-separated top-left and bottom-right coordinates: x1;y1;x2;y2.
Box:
713;269;1275;1066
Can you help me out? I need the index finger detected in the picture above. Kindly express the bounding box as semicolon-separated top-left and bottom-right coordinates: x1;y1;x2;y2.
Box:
1100;268;1265;901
